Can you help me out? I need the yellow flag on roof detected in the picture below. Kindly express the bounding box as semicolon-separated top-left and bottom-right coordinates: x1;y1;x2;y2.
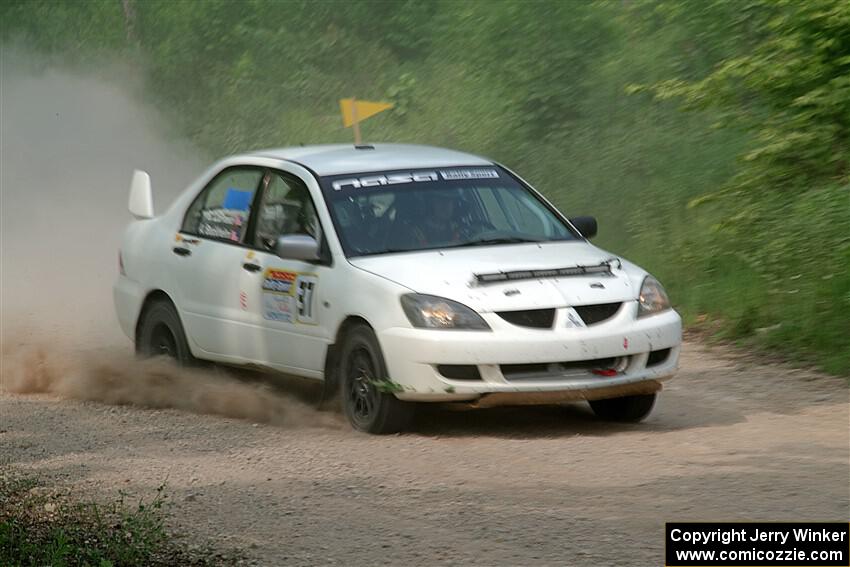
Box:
340;98;393;127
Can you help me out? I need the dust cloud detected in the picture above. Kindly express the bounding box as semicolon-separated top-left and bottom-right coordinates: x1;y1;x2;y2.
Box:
0;49;336;428
1;342;339;427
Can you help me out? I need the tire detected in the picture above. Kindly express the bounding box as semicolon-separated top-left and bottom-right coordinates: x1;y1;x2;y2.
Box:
136;298;195;365
339;324;414;434
588;393;656;423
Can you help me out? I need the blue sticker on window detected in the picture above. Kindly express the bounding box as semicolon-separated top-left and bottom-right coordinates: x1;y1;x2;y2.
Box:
223;188;252;211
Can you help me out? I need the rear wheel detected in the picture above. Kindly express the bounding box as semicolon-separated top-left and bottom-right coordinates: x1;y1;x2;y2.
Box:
339;324;414;434
137;298;195;365
588;393;656;423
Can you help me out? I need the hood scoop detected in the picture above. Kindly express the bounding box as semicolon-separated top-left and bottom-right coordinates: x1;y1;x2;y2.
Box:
349;243;635;312
473;259;620;285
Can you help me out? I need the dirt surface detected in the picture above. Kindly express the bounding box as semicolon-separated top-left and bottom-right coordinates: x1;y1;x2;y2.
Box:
1;340;847;566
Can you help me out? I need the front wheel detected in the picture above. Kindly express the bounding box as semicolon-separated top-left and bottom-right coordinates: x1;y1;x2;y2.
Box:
588;393;656;423
339;324;414;434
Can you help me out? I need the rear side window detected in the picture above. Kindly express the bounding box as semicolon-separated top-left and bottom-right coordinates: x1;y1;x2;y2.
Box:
182;167;263;243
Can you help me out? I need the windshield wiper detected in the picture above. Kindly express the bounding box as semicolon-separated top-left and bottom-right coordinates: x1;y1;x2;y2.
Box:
442;237;542;249
355;247;414;257
353;238;542;257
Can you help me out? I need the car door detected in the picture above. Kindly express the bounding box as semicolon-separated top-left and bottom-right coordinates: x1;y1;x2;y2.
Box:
169;166;265;360
238;168;334;375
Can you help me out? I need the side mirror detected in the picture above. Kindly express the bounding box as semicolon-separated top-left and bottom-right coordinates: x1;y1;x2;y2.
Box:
275;234;320;261
128;170;154;219
569;216;597;239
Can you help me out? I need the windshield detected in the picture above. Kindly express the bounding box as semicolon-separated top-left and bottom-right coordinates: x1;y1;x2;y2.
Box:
320;166;578;257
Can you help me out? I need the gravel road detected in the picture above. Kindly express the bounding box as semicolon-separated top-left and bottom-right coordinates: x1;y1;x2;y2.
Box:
1;340;847;566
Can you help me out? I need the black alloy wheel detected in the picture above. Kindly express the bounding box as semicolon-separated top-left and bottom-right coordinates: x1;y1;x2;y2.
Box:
339;324;414;434
588;393;657;422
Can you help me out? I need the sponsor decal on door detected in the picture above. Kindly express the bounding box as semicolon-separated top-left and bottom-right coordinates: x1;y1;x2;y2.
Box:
261;268;318;324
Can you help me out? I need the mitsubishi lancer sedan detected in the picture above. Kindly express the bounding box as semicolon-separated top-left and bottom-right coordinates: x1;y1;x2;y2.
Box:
114;144;682;433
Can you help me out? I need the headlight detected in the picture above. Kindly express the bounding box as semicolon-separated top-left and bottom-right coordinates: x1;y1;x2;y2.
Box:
400;294;491;330
638;276;671;317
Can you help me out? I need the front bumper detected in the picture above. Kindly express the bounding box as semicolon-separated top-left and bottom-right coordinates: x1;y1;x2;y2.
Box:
379;301;681;402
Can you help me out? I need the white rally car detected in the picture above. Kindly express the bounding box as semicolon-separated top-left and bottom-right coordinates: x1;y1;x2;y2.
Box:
114;144;681;433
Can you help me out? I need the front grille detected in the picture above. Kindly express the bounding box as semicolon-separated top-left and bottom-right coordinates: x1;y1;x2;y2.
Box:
501;357;626;381
573;302;622;325
437;365;483;381
496;308;555;329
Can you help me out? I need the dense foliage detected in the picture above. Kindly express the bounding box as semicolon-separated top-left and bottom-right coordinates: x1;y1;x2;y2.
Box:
3;0;848;373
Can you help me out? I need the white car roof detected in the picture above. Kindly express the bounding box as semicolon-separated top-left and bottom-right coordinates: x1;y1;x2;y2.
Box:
248;143;494;176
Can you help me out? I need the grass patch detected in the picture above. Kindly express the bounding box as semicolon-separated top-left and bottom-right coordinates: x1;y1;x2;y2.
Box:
626;244;850;378
0;469;234;567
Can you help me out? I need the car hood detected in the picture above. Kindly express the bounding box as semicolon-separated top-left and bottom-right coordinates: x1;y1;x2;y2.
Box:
348;241;646;312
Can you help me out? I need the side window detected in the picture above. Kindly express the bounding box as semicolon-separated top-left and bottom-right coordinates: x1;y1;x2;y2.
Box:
183;167;263;243
253;172;319;251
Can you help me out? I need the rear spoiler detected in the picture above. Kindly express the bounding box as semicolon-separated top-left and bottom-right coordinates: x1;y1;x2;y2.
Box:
129;170;154;219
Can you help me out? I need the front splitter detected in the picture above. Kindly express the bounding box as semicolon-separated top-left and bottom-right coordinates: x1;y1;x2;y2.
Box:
465;379;663;408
